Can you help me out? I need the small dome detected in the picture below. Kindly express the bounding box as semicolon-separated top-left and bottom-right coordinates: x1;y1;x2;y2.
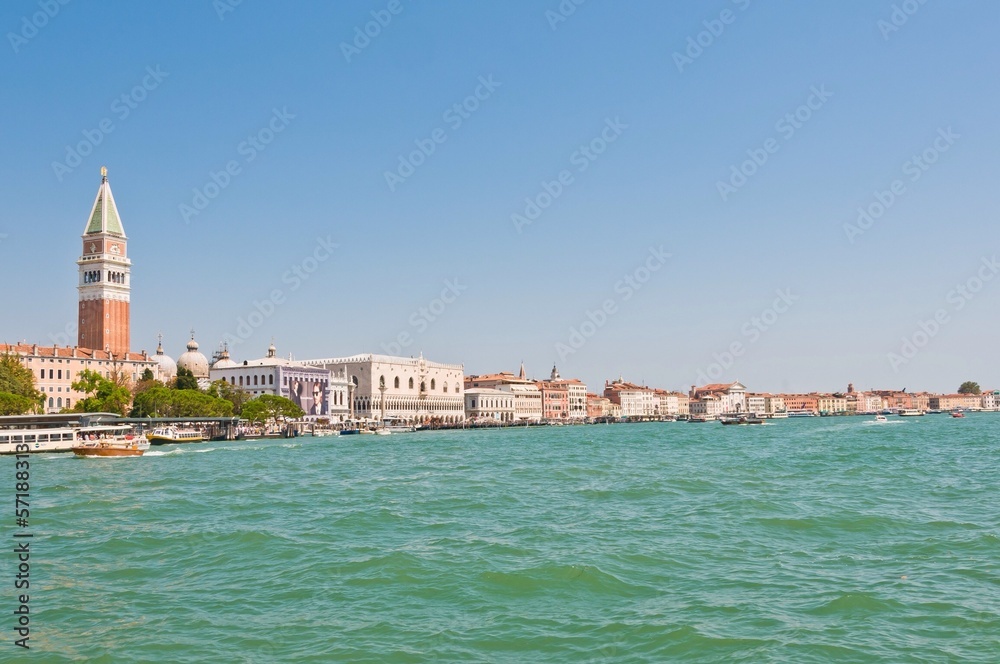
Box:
154;335;177;379
212;344;237;370
177;332;210;378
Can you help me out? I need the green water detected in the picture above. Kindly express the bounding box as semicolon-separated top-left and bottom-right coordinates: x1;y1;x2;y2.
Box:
6;416;1000;662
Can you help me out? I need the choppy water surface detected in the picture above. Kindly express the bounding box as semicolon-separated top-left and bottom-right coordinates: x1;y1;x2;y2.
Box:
10;416;1000;662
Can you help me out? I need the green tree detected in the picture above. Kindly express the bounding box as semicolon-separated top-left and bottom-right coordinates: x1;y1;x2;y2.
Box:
207;379;251;415
130;386;233;418
71;369;132;415
175;367;199;391
958;381;981;395
242;394;303;424
130;386;173;417
0;352;43;414
0;393;38;416
141;367;155;381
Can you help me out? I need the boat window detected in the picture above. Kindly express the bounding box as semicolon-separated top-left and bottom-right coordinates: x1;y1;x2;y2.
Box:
37;434;48;442
63;433;74;440
0;436;8;443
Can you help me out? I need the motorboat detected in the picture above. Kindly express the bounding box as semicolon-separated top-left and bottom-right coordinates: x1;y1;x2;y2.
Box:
874;414;888;423
73;434;149;457
951;410;965;418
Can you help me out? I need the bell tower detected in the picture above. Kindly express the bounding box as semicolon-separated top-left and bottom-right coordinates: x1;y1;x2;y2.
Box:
77;167;131;356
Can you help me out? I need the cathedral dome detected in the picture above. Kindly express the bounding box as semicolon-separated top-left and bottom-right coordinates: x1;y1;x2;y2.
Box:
154;335;177;380
177;332;210;378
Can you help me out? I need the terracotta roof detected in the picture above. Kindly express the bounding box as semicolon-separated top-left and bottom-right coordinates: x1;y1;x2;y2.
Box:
1;342;152;363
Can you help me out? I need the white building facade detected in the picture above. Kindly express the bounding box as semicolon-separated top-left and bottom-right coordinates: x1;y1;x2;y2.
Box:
301;353;465;424
465;388;516;422
209;344;350;421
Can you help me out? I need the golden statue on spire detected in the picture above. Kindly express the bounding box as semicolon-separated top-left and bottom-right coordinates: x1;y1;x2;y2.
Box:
101;166;107;178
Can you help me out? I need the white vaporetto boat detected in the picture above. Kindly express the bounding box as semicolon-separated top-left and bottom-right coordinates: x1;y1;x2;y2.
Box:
147;427;205;445
897;409;925;417
0;413;143;455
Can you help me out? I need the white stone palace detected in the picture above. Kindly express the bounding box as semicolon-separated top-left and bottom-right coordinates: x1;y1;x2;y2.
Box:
300;353;465;424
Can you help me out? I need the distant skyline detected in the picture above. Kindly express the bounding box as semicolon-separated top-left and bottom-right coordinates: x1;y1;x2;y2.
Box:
2;1;998;394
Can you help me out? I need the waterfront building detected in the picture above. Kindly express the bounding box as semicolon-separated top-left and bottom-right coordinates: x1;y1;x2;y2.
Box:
464;388;515;423
982;390;999;411
654;389;677;417
928;394;983;411
781;393;819;414
586;393;611;419
303;353;464;424
817;394;848;414
746;393;766;415
673;391;690;416
210;343;349;421
604;379;657;418
536;379;569;422
761;394;786;415
689;394;724;419
465;365;542;422
689;382;748;414
541;366;587;421
1;342;157;414
875;391;913;411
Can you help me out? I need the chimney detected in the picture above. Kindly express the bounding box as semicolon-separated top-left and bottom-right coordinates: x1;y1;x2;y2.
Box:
32;344;38;356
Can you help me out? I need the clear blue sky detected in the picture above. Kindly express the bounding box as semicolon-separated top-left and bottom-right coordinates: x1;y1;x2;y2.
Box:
2;1;998;394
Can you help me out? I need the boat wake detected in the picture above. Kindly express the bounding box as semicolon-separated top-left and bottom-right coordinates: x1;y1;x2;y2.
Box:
861;420;906;426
